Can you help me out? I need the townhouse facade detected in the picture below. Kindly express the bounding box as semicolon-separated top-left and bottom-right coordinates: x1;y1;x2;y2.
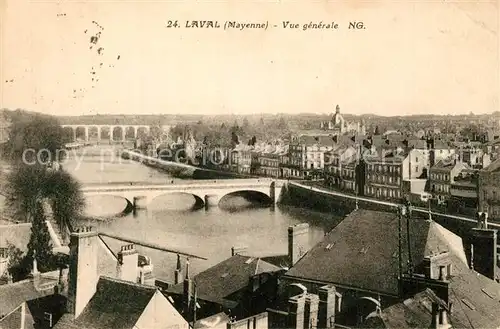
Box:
323;145;358;188
256;152;281;178
363;149;426;201
428;160;469;204
478;159;500;219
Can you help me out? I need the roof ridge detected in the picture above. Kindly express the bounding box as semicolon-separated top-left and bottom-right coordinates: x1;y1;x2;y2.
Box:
98;275;158;290
254;258;260;275
0;223;32;228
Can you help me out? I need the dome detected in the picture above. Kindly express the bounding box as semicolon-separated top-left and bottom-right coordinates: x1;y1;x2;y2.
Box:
331;105;344;126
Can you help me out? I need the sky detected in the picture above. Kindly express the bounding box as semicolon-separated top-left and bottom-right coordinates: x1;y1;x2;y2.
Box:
0;0;498;117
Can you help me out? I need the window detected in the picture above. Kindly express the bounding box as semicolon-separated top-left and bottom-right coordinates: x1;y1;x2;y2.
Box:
416;157;419;162
416;166;419;173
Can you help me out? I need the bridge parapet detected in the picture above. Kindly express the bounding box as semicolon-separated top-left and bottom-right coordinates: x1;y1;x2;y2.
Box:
82;179;286;209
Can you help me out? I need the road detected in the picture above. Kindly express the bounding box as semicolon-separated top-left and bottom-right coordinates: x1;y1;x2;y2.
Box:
290;181;500;229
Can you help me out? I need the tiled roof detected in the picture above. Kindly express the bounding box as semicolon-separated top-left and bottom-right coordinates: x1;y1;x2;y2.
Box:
430;160;455;170
284;209;468;296
374;289;448;329
0;302;36;329
55;276;157;329
0;277;58;317
297;135;338;147
379;255;500;329
167;255;281;305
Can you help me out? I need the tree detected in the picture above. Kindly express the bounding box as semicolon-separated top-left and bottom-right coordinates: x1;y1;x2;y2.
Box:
230;131;239;148
5;163;48;222
4;113;66;164
4;113;85;239
44;169;85;235
5;163;84;239
25;201;54;273
6;242;30;282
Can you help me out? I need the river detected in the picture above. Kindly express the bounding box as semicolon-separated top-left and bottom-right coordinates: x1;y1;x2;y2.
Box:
62;145;344;282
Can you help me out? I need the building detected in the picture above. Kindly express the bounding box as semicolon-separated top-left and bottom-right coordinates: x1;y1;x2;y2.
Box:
319;105;366;135
54;276;189;329
428;139;456;167
0;222;64;282
0;269;67;329
230;145;252;175
428;159;469;204
478;159;500;220
257;149;281;178
282;208;500;327
323;145;358;189
450;168;479;214
459;144;491;169
363;149;425;200
284;136;337;179
165;252;283;320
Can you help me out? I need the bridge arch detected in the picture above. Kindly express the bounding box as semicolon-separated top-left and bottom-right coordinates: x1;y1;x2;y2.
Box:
62;126;74;142
84;194;133;218
112;126;124;141
75;126;87;141
149;192;205;211
137;126;149;139
125;126;136;140
88;126;99;140
219;190;273;210
100;126;111;141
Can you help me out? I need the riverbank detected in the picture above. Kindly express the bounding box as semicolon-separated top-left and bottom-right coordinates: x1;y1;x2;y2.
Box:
121;150;257;179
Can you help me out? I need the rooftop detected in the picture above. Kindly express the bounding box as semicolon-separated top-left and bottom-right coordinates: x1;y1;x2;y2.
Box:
284;209;467;296
0;274;59;317
54;276;158;329
167;254;282;306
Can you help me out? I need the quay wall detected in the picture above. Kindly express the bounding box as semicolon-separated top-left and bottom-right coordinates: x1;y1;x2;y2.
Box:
121;150;246;179
280;182;478;240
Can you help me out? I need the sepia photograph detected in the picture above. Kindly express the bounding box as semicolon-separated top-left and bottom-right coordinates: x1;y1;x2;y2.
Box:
0;0;498;328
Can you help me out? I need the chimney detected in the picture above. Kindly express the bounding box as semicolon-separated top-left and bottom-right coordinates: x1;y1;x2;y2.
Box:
476;212;489;229
183;258;193;317
318;285;337;329
231;246;248;256
116;244;139;283
288;223;309;267
431;302;450;329
469;219;497;280
174;254;182;285
423;252;451;281
288;294;306;329
305;293;319;329
67;226;99;319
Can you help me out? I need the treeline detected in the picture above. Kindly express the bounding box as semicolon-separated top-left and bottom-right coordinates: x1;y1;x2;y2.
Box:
168;116;294;146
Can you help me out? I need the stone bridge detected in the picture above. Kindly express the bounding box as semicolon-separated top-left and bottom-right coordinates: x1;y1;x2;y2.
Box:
81;179;286;209
61;124;171;142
